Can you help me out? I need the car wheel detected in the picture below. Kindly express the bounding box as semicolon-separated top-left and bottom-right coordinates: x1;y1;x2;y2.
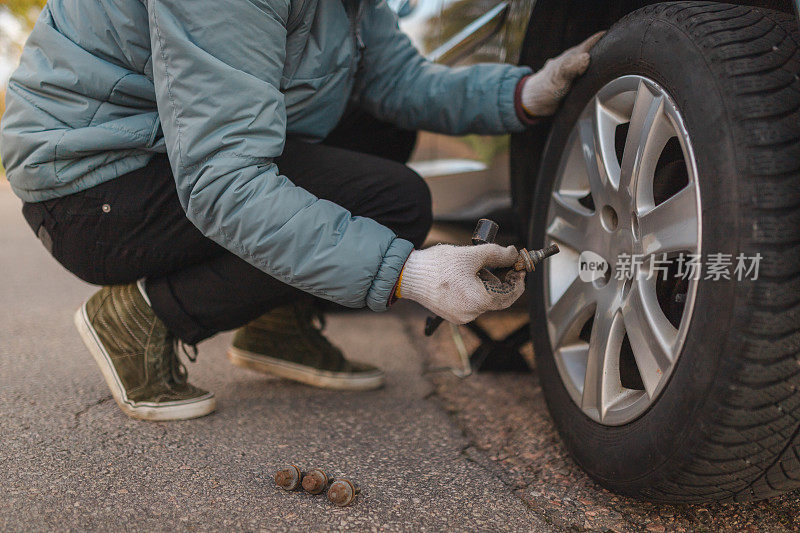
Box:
527;2;800;502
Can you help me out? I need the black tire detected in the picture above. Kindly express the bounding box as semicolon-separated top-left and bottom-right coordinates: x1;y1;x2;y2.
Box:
527;2;800;502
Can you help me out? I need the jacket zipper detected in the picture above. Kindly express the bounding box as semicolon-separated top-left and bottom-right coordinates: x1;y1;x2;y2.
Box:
350;0;366;81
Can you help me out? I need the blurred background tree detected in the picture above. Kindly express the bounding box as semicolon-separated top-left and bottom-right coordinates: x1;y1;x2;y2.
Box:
4;0;46;23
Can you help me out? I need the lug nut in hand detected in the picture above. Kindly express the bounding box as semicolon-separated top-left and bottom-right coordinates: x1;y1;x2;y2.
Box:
424;218;561;337
513;244;560;273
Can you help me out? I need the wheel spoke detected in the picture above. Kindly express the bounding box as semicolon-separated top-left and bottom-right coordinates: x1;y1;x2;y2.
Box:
639;185;699;256
555;343;591;394
619;82;673;199
547;192;593;252
578;104;614;204
622;279;678;398
596;101;625;190
581;308;623;422
547;276;596;347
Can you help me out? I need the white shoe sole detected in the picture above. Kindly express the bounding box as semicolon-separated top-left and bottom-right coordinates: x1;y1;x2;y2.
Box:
74;303;216;421
227;346;385;391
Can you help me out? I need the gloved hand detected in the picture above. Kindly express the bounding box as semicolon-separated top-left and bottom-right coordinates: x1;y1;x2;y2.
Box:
397;244;526;324
521;31;605;117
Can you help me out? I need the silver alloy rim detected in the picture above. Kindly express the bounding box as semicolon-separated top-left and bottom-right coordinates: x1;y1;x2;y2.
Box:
543;75;701;426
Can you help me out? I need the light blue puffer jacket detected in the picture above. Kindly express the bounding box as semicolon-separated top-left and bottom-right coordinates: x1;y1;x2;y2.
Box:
0;0;532;311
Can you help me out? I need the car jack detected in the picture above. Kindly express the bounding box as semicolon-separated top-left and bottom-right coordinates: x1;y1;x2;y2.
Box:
427;320;531;378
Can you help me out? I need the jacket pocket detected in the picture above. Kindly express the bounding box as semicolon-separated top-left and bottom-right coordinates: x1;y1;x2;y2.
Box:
280;70;339;105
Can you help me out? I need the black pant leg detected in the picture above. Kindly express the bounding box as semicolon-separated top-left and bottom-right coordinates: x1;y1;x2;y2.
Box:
323;109;418;164
22;155;223;286
277;138;432;248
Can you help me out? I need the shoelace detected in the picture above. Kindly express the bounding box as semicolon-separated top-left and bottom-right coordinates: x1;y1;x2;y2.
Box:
170;356;188;385
160;339;198;385
299;306;349;363
178;340;199;362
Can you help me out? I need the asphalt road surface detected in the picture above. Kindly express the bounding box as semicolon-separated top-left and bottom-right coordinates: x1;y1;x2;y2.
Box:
1;182;799;531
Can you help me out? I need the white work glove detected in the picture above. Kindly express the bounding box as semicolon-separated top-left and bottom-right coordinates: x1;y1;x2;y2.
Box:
398;244;526;325
520;31;605;117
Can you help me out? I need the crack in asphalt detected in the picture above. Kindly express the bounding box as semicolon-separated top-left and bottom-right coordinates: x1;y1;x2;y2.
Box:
459;444;528;491
446;402;565;529
72;395;113;428
398;312;560;530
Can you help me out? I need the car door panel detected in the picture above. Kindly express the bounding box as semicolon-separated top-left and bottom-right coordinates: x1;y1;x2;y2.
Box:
406;0;518;221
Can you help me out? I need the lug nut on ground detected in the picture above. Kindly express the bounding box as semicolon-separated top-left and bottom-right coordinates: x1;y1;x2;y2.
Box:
275;465;360;507
327;479;360;507
301;469;333;495
275;465;305;491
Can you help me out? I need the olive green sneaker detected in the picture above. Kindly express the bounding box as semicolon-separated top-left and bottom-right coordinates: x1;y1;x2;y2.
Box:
227;302;384;391
74;283;216;421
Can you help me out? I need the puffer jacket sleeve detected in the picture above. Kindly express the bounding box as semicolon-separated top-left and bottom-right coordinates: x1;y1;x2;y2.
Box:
356;2;533;136
147;0;413;311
